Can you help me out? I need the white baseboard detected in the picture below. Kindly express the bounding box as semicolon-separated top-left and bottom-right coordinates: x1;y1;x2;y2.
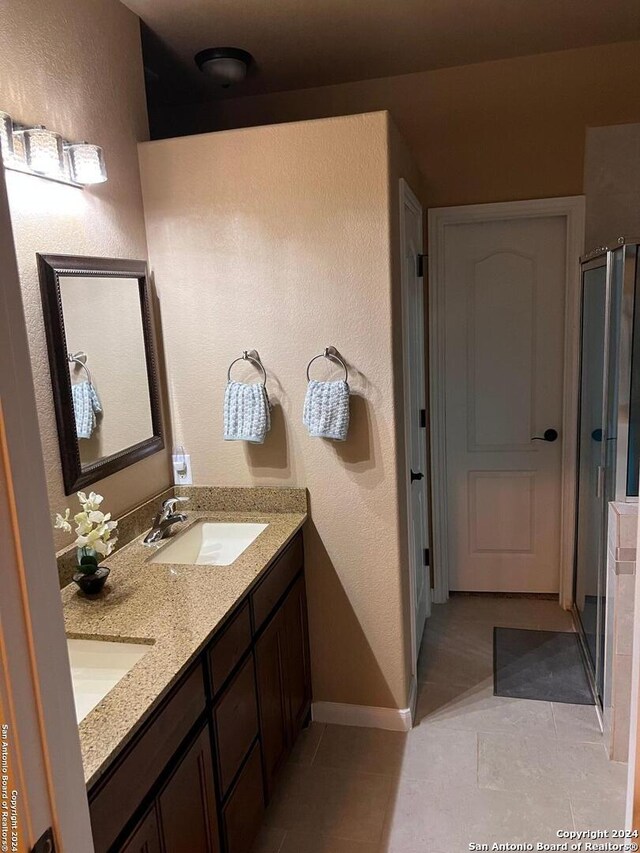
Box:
312;679;417;733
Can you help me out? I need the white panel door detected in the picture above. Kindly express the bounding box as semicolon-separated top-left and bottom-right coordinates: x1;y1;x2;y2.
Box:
443;216;566;592
401;180;430;655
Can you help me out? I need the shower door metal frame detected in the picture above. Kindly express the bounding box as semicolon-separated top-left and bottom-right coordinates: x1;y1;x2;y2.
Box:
572;249;612;711
572;242;640;710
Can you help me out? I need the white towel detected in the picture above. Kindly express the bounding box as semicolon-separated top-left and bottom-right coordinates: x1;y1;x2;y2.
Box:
72;380;102;439
303;379;350;440
224;381;271;443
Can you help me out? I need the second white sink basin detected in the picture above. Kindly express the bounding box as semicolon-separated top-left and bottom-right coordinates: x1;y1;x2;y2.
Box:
150;521;268;566
67;638;150;723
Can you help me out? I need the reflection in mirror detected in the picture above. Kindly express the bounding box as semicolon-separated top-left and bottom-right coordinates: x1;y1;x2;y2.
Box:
59;276;154;467
37;255;164;494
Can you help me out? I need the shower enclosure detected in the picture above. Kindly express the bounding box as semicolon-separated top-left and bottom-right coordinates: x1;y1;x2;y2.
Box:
573;242;639;706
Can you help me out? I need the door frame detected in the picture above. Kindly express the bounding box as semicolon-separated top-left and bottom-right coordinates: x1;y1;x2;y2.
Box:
427;196;585;605
0;167;94;851
399;178;430;695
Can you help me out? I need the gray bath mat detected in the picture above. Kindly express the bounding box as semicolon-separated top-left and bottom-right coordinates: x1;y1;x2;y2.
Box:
493;627;594;705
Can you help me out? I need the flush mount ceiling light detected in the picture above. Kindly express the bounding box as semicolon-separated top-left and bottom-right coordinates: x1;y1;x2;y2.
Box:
194;47;253;88
0;108;108;188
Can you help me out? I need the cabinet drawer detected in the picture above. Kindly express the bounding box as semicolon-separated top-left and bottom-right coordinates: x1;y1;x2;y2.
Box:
222;744;265;853
213;655;259;797
208;602;252;694
89;663;206;853
251;533;303;631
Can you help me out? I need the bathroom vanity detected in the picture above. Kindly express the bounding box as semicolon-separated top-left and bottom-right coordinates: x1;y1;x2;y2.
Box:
61;491;309;853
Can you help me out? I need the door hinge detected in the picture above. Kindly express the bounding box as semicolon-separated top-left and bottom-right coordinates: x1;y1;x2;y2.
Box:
31;828;55;853
424;548;430;566
419;408;427;428
417;253;427;278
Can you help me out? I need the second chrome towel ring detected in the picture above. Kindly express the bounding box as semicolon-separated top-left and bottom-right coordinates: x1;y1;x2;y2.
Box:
227;350;267;385
306;346;348;383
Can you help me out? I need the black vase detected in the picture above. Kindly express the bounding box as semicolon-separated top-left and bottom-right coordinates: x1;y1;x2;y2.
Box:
73;565;110;594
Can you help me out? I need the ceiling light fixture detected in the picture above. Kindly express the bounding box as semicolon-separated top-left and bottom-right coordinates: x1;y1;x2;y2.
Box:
194;47;253;88
0;109;108;188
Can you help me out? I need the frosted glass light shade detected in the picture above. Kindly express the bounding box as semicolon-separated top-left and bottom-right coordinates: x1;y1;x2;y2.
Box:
67;143;107;184
0;112;14;161
18;127;64;176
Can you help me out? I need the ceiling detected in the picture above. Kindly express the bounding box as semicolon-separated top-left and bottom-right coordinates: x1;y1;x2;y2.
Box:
124;0;640;103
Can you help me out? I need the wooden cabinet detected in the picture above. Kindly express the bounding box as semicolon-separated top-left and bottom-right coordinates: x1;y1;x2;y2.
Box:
157;726;220;853
213;655;259;796
255;573;312;800
222;744;265;853
255;605;290;799
119;809;161;853
89;530;309;853
284;575;312;742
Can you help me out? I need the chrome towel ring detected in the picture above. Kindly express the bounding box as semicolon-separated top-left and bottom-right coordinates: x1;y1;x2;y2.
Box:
68;351;93;384
306;346;348;383
227;349;267;385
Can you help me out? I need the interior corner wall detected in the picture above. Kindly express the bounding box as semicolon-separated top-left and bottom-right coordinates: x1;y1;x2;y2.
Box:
151;41;640;210
1;0;172;555
138;111;410;711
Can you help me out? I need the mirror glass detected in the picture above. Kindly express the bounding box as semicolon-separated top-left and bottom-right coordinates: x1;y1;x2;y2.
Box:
38;254;164;495
58;275;154;468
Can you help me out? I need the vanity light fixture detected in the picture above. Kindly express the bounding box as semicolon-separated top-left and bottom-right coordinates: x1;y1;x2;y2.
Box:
0;109;108;188
0;111;14;160
14;126;65;178
66;142;107;185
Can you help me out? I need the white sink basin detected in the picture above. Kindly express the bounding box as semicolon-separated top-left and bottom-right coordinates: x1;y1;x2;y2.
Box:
149;521;268;566
67;638;150;723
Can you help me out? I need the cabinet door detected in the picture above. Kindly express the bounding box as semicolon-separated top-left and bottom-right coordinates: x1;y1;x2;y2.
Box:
255;605;290;799
157;726;220;853
120;808;161;853
222;744;265;853
284;575;312;741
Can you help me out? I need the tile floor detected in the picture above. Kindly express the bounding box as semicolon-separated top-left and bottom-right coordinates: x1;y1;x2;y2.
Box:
252;596;628;853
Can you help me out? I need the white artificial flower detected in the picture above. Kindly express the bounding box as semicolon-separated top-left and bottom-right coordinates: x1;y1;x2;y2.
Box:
76;491;104;512
57;492;118;558
74;512;93;535
54;508;72;533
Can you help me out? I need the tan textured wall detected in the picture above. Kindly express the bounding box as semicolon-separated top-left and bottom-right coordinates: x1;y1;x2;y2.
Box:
152;41;640;209
583;123;640;250
1;0;171;550
139;112;419;709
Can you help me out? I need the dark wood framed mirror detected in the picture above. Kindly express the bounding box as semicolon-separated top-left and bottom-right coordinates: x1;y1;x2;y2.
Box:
37;254;164;494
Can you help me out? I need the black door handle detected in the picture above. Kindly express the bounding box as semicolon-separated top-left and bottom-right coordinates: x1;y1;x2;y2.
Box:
411;470;424;482
531;429;558;443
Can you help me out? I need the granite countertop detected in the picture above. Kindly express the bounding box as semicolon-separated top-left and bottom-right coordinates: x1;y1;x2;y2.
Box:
61;505;306;788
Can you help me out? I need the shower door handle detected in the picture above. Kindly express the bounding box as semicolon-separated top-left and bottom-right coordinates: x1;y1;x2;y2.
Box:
596;465;605;499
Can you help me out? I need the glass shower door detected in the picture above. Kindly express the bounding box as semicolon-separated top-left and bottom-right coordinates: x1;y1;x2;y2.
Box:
573;258;608;699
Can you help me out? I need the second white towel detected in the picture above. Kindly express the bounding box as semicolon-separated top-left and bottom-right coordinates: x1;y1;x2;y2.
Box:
303;379;350;440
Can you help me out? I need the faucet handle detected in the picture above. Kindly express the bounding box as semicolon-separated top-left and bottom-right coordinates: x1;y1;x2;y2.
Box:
162;496;189;513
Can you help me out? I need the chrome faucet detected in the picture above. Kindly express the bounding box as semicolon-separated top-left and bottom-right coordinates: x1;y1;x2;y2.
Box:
143;497;189;545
